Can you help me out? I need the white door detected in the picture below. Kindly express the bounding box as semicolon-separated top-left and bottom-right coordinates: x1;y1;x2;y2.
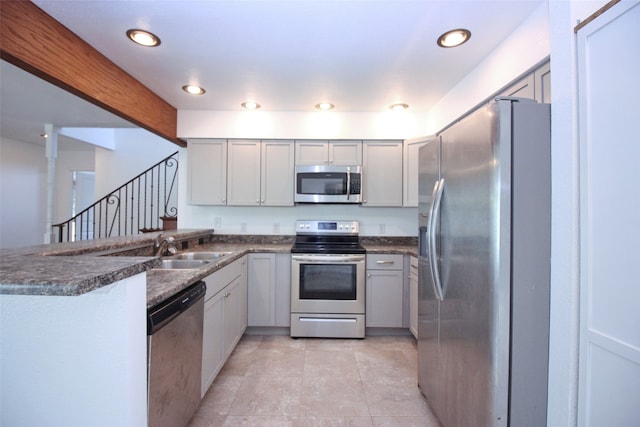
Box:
71;170;95;240
577;2;640;425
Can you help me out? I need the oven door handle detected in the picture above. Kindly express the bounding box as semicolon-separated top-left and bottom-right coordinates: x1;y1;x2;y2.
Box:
292;254;365;263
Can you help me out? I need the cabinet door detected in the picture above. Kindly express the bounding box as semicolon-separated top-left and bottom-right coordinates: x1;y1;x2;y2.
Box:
247;253;276;326
202;290;224;397
330;140;362;165
362;141;403;207
223;278;242;358
403;137;433;207
227;139;261;206
274;253;291;327
501;73;535;99
295;140;329;165
188;139;227;205
366;269;404;327
238;256;248;332
261;140;295;206
534;61;551;103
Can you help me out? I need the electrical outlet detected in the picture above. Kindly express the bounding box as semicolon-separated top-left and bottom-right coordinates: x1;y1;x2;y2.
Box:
273;222;280;234
240;223;247;233
214;217;222;228
379;224;386;234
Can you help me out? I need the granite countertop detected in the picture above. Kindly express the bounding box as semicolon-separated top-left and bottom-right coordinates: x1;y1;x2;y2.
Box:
0;230;213;297
145;242;292;308
0;230;417;307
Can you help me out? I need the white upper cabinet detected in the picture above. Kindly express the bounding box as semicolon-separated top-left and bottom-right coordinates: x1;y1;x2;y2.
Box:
534;61;551;104
295;140;362;165
362;140;403;207
227;139;294;206
227;139;261;206
261;140;295;206
403;136;434;207
188;139;227;205
499;60;551;103
501;73;535;99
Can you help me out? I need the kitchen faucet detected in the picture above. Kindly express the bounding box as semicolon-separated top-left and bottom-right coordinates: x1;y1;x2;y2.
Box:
154;234;178;256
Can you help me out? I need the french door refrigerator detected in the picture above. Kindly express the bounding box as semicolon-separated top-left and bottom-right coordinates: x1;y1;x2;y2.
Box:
417;97;551;427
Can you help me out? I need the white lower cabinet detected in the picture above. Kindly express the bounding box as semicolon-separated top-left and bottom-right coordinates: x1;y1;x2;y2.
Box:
366;254;404;327
247;253;291;327
201;256;247;397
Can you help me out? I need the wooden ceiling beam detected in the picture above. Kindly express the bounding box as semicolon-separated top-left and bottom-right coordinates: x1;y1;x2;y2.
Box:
0;0;186;147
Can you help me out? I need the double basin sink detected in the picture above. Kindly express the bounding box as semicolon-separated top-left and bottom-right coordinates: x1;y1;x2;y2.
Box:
157;251;232;270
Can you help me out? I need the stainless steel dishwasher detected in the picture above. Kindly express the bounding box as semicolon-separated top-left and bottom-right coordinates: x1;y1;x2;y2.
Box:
147;281;206;427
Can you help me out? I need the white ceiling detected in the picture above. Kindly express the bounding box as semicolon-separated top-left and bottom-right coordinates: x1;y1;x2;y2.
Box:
0;60;135;148
2;0;544;145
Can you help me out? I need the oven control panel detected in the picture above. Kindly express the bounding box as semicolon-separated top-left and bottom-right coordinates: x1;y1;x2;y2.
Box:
295;220;359;235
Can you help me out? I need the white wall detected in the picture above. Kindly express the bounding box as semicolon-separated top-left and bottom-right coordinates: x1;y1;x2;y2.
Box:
0;137;48;248
178;110;429;141
54;147;96;223
426;1;551;133
0;274;147;427
175;3;552;238
94;128;178;199
0;128;178;249
546;1;615;426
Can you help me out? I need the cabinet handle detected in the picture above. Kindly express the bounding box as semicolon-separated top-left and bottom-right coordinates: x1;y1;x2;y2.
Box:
367;273;371;278
224;292;231;298
376;260;395;265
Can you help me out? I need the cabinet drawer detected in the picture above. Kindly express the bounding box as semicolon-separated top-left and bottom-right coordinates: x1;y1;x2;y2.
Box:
366;254;403;270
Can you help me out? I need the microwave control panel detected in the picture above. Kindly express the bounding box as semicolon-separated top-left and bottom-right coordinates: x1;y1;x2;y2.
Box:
350;176;361;194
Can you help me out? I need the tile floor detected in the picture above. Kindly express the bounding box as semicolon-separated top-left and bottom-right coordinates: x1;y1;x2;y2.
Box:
189;334;442;427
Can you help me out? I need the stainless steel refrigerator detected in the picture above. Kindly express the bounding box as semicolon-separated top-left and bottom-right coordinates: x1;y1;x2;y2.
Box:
417;97;551;427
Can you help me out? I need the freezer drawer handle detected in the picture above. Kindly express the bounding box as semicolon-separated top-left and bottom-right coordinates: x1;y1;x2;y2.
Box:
300;317;357;323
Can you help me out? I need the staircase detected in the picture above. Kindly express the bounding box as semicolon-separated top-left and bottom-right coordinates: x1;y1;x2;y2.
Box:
53;151;179;243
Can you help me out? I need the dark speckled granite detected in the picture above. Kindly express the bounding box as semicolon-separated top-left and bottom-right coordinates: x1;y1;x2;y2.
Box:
361;236;418;258
0;230;214;297
145;242;291;308
1;231;417;304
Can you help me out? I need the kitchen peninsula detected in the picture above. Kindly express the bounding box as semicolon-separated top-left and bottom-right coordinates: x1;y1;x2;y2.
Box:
0;229;416;426
0;229;216;426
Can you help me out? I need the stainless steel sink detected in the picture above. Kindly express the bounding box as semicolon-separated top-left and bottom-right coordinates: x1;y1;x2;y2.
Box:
173;251;232;261
158;259;210;269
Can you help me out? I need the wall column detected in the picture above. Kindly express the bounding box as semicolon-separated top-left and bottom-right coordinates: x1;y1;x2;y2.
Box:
44;123;57;243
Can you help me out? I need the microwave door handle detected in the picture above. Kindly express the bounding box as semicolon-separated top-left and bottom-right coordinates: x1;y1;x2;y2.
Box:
346;168;351;201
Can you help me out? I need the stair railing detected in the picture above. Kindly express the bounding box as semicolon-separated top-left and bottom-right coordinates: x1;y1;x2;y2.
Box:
53;151;179;243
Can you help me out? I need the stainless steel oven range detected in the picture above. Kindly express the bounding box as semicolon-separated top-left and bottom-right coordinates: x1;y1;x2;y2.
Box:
290;220;366;338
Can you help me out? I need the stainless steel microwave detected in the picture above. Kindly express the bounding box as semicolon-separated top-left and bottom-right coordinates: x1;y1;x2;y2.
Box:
294;165;362;204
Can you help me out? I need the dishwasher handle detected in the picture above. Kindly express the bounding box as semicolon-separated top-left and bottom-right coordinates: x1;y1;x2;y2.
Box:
147;280;206;335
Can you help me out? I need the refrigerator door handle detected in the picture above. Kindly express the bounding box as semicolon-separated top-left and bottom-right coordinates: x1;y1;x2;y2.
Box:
428;178;445;301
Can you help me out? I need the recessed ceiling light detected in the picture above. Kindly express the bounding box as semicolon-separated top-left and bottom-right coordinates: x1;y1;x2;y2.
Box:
389;103;409;111
241;101;261;110
437;29;471;48
182;85;206;95
126;29;161;47
315;103;335;111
